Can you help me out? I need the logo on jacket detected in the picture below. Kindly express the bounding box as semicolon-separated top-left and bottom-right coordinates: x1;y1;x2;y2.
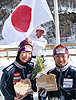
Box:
14;72;20;77
13;72;21;84
27;74;31;78
63;78;73;88
6;65;13;71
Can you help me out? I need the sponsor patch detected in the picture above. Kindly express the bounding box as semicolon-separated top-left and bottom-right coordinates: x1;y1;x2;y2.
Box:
56;48;65;54
27;74;31;78
14;72;20;77
13;79;21;84
13;76;21;84
63;78;73;88
6;65;13;71
25;45;32;52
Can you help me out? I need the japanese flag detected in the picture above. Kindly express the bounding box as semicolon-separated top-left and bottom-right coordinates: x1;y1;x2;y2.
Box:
2;0;53;47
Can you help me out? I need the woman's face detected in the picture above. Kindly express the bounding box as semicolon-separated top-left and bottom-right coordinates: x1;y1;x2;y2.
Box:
19;51;32;64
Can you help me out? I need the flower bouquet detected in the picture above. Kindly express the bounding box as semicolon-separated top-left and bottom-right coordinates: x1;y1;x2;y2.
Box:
30;57;46;80
14;57;46;97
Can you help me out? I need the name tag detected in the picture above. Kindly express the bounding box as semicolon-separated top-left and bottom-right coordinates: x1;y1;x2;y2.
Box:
63;78;73;88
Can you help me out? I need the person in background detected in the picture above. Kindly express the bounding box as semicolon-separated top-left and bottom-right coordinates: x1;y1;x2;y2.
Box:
39;44;76;100
0;40;37;100
26;26;47;100
25;26;47;65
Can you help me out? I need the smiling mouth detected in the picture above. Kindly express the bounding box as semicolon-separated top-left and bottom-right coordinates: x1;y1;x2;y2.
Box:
59;62;64;65
23;57;30;61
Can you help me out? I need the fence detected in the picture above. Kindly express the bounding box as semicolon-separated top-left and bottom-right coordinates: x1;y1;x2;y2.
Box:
0;43;76;60
0;48;18;60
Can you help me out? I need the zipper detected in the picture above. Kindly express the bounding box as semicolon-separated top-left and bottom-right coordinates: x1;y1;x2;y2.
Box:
22;68;25;79
58;69;63;96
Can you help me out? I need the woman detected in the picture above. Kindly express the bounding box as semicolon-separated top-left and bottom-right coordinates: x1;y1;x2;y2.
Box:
1;40;37;100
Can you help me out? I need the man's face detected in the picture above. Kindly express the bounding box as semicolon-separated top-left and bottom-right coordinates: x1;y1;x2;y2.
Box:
54;54;69;67
36;29;44;38
19;51;32;64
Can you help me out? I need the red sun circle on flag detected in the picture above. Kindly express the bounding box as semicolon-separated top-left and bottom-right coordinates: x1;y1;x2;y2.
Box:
11;5;32;32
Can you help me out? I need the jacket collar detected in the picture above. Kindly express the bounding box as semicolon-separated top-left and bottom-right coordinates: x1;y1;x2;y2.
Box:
14;61;26;69
56;63;70;72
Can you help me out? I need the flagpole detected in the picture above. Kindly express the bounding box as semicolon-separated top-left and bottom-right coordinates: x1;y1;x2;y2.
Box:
54;0;60;45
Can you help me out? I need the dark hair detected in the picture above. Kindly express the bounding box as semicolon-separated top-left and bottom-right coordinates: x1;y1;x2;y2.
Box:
16;51;32;64
16;52;21;63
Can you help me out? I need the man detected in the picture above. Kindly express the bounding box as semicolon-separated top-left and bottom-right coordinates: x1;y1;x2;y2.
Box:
25;25;47;65
39;44;76;100
25;26;47;100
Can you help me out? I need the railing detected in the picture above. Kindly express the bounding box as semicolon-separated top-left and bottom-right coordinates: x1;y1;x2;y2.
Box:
0;43;76;60
0;48;18;60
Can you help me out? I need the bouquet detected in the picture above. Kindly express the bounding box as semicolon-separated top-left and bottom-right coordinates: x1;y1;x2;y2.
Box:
30;57;46;80
14;57;46;97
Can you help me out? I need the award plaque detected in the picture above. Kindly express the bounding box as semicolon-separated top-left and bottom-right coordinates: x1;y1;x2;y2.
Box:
36;73;58;91
14;78;33;96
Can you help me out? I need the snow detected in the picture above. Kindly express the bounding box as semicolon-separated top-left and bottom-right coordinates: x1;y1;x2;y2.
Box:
60;6;76;13
0;39;76;99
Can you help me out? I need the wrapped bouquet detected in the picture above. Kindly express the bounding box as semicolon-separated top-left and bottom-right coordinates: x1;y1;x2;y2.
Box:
30;57;46;80
14;57;46;97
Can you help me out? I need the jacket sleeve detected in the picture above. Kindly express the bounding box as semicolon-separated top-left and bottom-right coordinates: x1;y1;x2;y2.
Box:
0;73;14;100
31;78;37;92
30;64;37;92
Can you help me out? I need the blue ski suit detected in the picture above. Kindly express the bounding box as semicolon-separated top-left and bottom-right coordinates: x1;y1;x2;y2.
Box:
1;61;37;100
47;63;76;100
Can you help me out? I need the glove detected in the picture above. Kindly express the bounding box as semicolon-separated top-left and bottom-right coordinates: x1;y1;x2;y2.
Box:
38;88;47;98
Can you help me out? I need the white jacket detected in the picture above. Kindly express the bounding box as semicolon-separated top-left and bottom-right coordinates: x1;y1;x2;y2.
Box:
29;35;47;56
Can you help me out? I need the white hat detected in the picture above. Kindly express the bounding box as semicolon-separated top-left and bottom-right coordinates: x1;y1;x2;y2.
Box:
36;26;47;35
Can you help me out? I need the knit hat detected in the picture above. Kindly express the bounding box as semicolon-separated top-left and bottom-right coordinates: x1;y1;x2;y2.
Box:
18;40;33;53
53;44;69;56
36;26;47;35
